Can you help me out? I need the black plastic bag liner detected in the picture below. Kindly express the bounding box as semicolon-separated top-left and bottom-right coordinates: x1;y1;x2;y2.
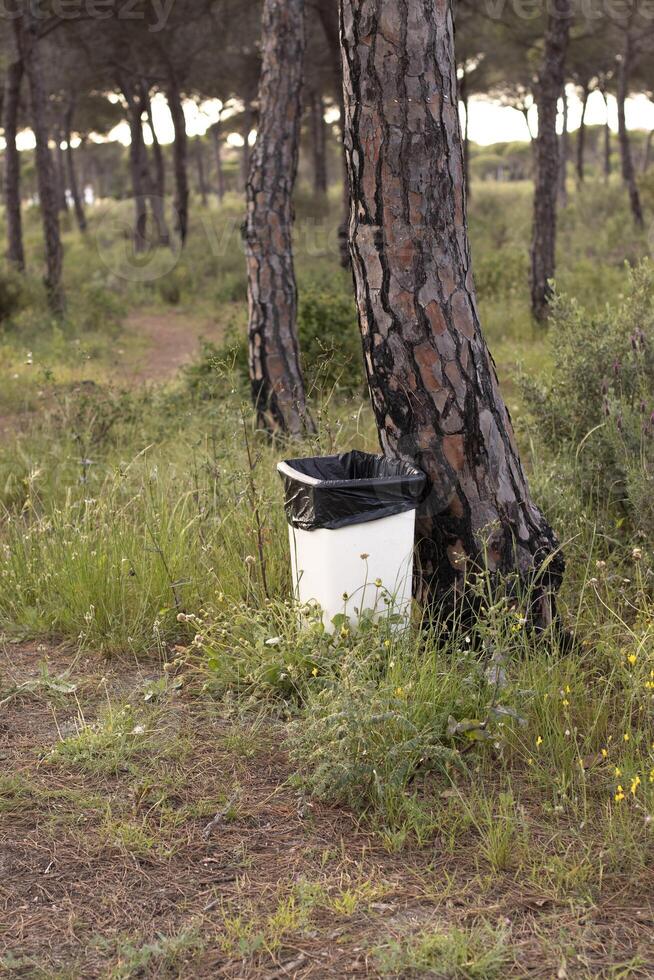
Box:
277;450;427;531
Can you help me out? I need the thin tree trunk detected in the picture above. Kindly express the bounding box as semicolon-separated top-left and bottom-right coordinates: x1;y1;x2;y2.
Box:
559;85;568;205
309;90;328;195
124;91;149;253
240;104;254;193
55;128;68;212
530;1;571;321
460;67;471;198
211;122;226;202
316;0;350;266
142;83;170;245
576;82;589;184
602;87;611;181
340;0;562;617
641;128;653;173
13;9;64;313
166;79;189;244
617;37;644;227
195;139;208;206
244;0;312;437
4;58;25;271
64;100;87;233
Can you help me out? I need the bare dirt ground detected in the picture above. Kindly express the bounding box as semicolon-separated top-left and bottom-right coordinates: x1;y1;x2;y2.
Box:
2;643;654;979
121;310;225;385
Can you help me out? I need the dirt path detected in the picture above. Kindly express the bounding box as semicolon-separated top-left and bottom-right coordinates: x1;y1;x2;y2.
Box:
121;309;226;384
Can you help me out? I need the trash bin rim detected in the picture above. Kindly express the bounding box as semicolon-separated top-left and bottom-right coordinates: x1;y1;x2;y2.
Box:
276;454;426;491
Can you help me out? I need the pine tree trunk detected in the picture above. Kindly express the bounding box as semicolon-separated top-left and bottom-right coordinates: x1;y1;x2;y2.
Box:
460;68;471;199
316;0;350;266
530;1;571;322
576;83;589;184
4;58;25;271
125;93;149;254
64;101;87;233
602;88;611;181
558;85;568;206
617;38;644;228
339;0;562;617
55;129;69;212
310;90;328;195
166;80;189;244
195;140;208;206
240;104;254;193
211;123;226;202
13;9;64;313
244;0;313;437
642;128;653;173
142;83;170;246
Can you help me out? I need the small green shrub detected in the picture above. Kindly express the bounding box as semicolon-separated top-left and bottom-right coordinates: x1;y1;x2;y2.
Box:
0;265;27;323
473;247;528;301
522;260;654;533
297;284;363;394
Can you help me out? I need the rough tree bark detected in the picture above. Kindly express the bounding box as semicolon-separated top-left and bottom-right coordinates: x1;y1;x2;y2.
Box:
530;1;571;321
64;99;87;233
244;0;313;437
13;8;64;313
310;90;328;196
576;82;589;183
166;79;190;244
4;58;25;271
339;0;562;618
142;82;170;246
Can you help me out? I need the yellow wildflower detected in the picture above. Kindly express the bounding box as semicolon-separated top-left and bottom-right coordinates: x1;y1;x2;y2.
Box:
624;733;630;742
628;654;638;666
614;785;626;802
601;748;608;758
631;775;641;796
536;736;543;747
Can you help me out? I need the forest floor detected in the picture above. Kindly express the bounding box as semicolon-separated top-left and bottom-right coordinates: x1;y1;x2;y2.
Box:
3;640;653;979
121;310;224;385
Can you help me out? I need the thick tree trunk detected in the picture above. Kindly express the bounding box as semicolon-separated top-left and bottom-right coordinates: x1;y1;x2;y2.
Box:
13;10;64;313
576;82;589;184
166;80;189;244
4;59;25;271
558;85;568;206
142;83;170;246
339;0;562;617
64;101;87;233
195;139;208;207
530;2;571;321
244;0;312;437
211;123;226;202
617;38;644;227
310;90;328;196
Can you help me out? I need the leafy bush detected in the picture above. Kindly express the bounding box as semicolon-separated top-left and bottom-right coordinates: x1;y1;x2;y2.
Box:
0;265;27;323
473;247;528;301
522;261;654;533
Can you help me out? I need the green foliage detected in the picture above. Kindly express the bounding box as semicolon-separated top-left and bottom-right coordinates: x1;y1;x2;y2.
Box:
0;264;27;323
522;261;654;533
297;283;364;395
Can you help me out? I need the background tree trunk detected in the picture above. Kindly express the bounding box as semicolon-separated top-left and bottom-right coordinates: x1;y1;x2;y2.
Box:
530;1;571;321
64;100;87;233
601;86;611;181
310;90;328;196
244;0;312;437
14;10;64;313
576;82;589;184
617;38;644;227
123;85;150;254
558;85;568;206
460;67;471;198
195;139;208;206
240;103;254;193
642;128;653;174
54;128;69;213
211;123;226;202
4;58;25;271
142;83;170;245
166;80;189;244
339;0;562;616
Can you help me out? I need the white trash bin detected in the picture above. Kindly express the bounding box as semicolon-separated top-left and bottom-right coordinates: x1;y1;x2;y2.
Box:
277;451;426;632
